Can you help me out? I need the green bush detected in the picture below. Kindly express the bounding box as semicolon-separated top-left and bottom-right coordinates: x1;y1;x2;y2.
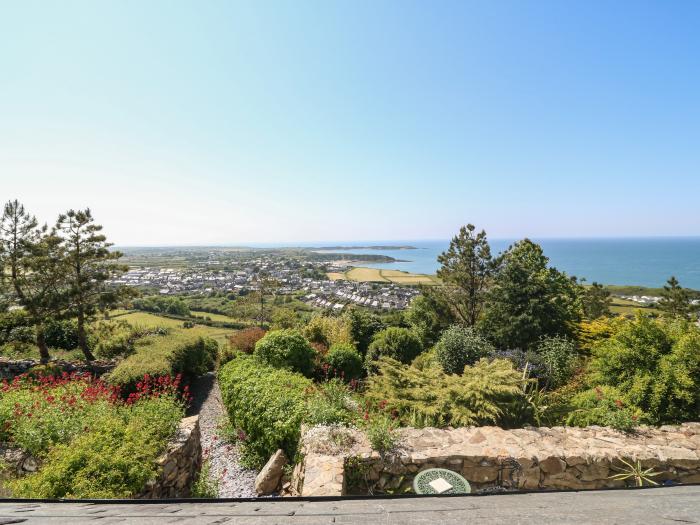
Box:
365;357;525;428
324;343;364;381
532;335;578;389
304;379;358;427
434;325;494;374
218;355;312;467
253;329;315;377
565;386;644;432
9;395;183;498
43;319;79;350
586;315;700;424
108;333;217;389
365;327;423;370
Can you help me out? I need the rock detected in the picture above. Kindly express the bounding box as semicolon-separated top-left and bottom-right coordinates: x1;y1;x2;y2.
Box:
255;449;288;495
539;457;566;475
21;456;38;472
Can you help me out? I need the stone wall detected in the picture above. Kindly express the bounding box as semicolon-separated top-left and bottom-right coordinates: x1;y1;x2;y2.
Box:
298;423;700;496
0;358;115;380
138;415;202;498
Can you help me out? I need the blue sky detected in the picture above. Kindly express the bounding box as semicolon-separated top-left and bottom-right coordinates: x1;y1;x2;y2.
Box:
1;0;699;245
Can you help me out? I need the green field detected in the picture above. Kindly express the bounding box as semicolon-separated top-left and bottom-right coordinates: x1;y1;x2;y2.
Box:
111;310;236;345
327;267;440;285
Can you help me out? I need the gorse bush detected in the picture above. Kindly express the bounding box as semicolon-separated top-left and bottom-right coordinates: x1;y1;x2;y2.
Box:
365;327;423;370
108;332;217;390
434;325;494;374
324;343;364;381
253;329;315;377
218;355;312;468
586;315;700;424
365;357;525;428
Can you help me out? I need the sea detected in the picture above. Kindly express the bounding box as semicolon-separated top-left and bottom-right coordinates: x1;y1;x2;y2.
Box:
295;238;700;290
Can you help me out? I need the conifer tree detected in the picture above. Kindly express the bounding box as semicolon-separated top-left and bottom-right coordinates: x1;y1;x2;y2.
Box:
658;276;696;320
55;209;127;361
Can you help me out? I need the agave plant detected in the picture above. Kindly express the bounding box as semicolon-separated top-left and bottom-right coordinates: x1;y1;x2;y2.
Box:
608;458;660;487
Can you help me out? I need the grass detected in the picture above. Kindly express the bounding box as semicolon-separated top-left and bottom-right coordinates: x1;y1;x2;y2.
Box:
111;310;236;345
328;267;439;285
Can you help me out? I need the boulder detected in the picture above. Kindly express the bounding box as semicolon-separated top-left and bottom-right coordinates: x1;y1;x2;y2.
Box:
255;449;288;495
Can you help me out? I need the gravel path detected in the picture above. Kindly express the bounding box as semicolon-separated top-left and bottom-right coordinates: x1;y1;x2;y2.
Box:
188;372;258;498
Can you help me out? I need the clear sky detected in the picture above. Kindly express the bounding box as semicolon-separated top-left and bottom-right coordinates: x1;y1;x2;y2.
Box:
1;0;699;245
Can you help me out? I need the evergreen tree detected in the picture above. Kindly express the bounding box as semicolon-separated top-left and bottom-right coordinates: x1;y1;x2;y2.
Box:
658;276;696;320
479;239;582;351
0;200;66;362
582;282;612;319
434;224;496;326
55;209;127;361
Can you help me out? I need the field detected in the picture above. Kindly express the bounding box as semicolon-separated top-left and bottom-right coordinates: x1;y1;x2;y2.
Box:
609;297;660;317
328;267;440;285
111;310;236;345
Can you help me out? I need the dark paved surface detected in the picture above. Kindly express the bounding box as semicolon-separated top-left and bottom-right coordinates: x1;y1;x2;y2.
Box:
0;486;698;524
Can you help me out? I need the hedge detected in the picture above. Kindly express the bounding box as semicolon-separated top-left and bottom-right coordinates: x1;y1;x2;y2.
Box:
108;332;217;390
218;354;312;467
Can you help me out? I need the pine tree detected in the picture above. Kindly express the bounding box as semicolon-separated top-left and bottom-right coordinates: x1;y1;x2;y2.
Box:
0;200;66;362
658;276;695;320
582;282;612;319
434;224;496;326
55;209;127;361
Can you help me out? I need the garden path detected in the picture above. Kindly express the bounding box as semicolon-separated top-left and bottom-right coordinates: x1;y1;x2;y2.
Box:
188;372;258;498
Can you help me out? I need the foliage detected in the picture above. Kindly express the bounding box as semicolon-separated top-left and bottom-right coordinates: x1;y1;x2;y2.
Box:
435;224;495;326
344;308;385;357
365;357;526;428
271;308;300;329
585;315;700;424
191;459;219;498
302;314;353;348
108;332;217;389
582;282;612;320
576;317;625;353
658;276;697;320
218;355;312;468
365;327;423;370
434;325;495;374
532;335;578;389
132;296;190;317
253;329;315;377
565;386;645;432
227;327;266;354
43;319;79;350
479;239;582;351
365;414;399;454
324;343;364;381
304;379;358;427
8;390;183;498
404;293;453;348
608;458;660;487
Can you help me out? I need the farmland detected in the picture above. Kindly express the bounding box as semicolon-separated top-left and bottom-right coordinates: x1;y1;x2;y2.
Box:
327;267;439;285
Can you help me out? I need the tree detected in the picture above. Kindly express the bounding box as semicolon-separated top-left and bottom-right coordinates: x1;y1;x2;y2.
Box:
479;239;582;351
55;209;127;361
434;325;495;374
365;327;423;369
582;282;612;320
0;200;66;362
344;308;385;357
434;224;496;326
404;292;453;348
254;272;279;327
658;276;696;320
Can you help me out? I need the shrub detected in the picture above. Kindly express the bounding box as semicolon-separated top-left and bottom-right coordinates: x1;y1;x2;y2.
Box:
253;329;315;377
108;333;217;390
434;325;494;374
365;357;525;428
218;355;312;467
227;326;266;354
43;319;79;350
532;335;578;389
344;309;385;357
565;386;644;432
8;393;183;498
305;379;358;427
586;315;700;424
324;343;364;381
365;327;423;370
303;315;353;348
365;414;399;454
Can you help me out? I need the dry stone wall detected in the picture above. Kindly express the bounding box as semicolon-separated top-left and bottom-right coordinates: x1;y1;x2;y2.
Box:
298;423;700;496
0;358;115;380
138;415;202;498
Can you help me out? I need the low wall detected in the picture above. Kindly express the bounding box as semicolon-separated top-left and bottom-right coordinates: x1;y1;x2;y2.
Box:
298;423;700;496
138;415;202;498
0;358;116;380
